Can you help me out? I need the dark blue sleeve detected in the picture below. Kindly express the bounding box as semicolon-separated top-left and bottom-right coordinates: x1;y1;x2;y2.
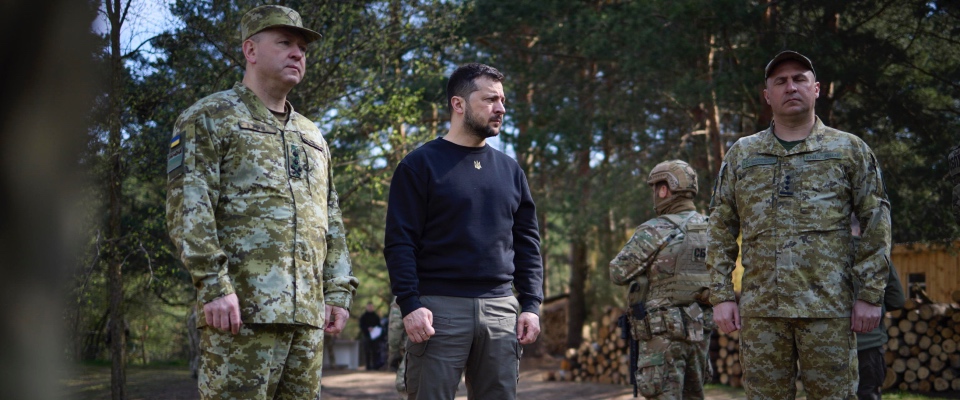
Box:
384;162;426;316
512;170;544;314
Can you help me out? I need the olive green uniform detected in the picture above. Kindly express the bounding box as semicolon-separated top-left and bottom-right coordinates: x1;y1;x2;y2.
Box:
707;118;892;399
166;82;358;399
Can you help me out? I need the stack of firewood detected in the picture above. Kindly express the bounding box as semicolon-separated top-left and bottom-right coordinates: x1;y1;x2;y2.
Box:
885;296;960;392
563;293;960;395
563;306;631;385
710;330;742;387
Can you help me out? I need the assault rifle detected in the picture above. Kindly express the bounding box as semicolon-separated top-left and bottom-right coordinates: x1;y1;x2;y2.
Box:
620;290;647;398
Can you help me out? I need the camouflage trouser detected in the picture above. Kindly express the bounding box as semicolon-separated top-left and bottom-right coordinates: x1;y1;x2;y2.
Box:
199;324;324;400
740;317;857;400
634;334;711;399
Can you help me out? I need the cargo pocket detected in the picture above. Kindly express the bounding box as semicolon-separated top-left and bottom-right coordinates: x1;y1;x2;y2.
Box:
630;315;651;341
663;307;686;341
403;339;429;395
636;351;667;397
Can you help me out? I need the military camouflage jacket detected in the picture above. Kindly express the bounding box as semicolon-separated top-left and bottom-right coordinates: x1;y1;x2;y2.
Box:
166;82;358;328
610;210;709;306
707;118;891;318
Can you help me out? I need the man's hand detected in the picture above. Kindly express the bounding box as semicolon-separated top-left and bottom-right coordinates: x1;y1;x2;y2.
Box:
516;312;540;345
713;301;741;334
203;293;242;334
324;305;350;334
403;307;435;343
851;300;881;333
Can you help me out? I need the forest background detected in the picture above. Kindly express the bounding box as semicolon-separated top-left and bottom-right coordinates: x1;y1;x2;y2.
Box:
44;0;960;397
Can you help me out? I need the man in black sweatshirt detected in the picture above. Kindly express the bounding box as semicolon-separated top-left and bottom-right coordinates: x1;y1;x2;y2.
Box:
383;63;544;400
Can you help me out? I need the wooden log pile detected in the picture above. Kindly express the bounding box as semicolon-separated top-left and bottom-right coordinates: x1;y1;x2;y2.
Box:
562;293;960;395
562;306;631;385
884;297;960;393
710;329;742;388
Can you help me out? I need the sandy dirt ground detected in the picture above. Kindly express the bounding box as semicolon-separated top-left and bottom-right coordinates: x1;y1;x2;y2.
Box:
64;356;749;400
65;357;958;400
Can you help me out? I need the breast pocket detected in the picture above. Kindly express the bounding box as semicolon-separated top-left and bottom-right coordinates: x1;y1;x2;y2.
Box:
735;158;777;238
221;121;287;216
798;157;848;232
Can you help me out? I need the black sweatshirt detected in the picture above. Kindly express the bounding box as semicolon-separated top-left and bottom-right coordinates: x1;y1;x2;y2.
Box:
383;138;544;317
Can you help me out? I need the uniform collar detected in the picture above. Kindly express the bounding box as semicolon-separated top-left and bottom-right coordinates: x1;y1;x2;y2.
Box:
233;82;296;129
759;116;826;156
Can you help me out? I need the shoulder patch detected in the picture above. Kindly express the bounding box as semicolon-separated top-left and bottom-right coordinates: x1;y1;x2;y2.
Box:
803;152;842;162
167;146;184;176
742;156;777;168
170;134;181;148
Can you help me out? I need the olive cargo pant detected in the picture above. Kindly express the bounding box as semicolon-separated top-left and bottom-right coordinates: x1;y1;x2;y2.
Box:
403;295;522;400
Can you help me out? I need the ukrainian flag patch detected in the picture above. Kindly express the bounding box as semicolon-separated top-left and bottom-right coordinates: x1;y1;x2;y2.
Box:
170;134;181;148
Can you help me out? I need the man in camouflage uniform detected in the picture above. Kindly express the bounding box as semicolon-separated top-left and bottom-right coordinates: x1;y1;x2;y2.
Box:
707;50;892;399
949;144;960;224
165;5;359;399
610;160;713;399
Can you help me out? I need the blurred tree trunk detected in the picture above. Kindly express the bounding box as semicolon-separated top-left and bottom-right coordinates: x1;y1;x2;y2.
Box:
105;0;129;398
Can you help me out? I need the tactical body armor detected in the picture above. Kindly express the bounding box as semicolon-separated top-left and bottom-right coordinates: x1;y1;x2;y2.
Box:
627;212;713;343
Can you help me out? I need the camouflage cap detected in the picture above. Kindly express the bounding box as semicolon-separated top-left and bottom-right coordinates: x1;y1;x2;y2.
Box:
240;5;322;44
764;50;815;79
647;160;698;195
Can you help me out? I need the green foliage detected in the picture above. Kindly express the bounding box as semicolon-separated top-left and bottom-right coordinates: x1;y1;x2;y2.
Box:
461;0;960;337
73;0;467;362
76;0;959;364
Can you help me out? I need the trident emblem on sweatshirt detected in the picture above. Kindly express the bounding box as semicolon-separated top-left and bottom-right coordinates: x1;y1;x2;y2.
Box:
474;160;482;170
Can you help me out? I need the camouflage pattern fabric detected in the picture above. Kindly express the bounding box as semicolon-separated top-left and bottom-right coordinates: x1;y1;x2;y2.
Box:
949;144;960;224
634;335;710;400
388;297;405;368
200;324;324;399
387;297;407;398
610;210;710;308
610;209;712;398
707;117;892;316
166;82;358;329
740;317;857;400
240;5;321;43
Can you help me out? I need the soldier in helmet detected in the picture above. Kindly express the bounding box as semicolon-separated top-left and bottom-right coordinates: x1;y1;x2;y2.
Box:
708;50;891;399
165;5;358;399
610;160;713;399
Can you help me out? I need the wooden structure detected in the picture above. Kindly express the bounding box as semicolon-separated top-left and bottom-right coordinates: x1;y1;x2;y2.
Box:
891;241;960;303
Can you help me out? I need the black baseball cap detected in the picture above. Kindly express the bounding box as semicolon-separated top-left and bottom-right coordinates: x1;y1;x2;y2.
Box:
764;50;816;79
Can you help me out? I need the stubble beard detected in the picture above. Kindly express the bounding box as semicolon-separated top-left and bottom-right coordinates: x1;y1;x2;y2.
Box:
464;105;500;139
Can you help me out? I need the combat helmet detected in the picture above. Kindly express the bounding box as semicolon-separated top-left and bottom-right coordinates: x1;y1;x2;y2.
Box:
647;160;698;195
